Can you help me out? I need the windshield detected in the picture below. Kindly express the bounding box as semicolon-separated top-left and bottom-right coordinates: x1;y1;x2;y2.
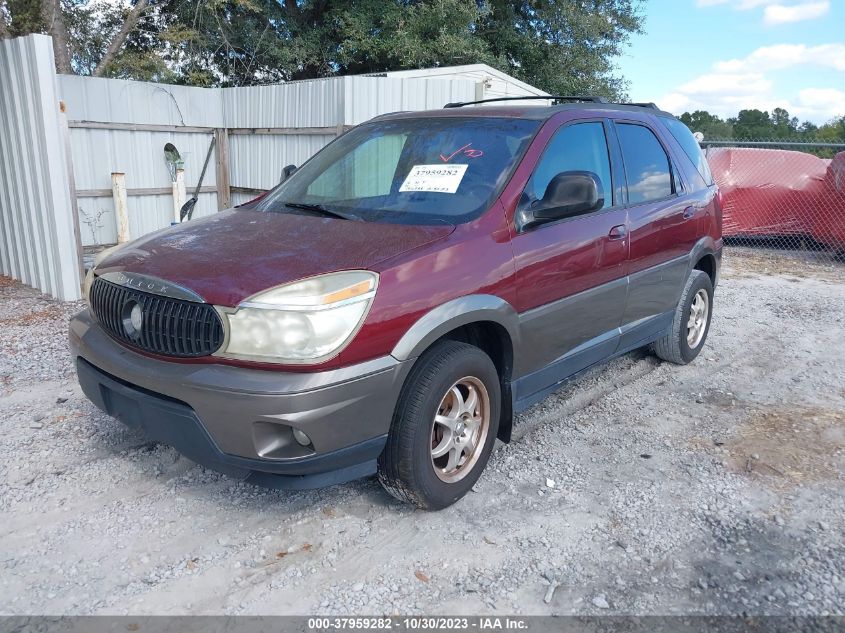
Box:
255;117;541;225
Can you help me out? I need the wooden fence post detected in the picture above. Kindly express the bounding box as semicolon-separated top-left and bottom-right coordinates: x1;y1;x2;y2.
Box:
111;172;130;243
214;128;231;210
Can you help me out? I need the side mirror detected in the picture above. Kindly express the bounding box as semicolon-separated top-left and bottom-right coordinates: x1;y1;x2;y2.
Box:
520;171;604;230
280;164;297;183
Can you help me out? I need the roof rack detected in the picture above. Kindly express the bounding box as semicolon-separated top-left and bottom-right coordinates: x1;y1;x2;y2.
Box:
622;102;659;110
443;95;609;108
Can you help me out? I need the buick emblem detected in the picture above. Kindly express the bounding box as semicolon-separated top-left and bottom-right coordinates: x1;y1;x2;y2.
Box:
130;304;143;331
121;300;144;339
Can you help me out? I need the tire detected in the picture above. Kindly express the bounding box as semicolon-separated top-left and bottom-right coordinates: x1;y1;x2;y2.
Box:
378;340;501;510
652;269;714;365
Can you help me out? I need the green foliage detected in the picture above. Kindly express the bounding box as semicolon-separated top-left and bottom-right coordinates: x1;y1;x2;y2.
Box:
815;116;845;142
679;110;733;140
147;0;643;96
333;0;495;75
1;0;644;98
679;108;845;159
680;108;845;143
728;109;778;140
6;0;44;37
61;0;126;75
478;0;644;99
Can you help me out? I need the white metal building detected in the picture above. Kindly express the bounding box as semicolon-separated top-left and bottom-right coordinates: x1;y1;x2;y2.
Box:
373;63;550;104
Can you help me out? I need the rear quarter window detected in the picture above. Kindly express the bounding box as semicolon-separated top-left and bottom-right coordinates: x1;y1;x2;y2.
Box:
662;117;714;186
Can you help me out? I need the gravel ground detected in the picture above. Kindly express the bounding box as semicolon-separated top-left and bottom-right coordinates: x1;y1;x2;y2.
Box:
1;250;843;616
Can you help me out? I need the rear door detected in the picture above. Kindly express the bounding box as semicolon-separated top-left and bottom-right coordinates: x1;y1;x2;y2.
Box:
510;118;629;401
611;118;695;348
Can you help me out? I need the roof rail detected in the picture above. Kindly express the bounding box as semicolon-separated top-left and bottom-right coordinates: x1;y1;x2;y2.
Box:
622;102;659;110
443;95;609;108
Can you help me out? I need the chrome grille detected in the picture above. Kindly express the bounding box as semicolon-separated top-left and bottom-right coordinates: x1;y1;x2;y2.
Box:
89;276;224;357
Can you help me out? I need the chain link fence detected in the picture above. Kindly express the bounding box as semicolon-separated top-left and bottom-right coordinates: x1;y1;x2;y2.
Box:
700;139;845;264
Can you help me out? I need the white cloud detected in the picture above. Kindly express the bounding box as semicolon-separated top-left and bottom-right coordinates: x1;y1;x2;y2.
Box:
660;93;693;114
696;0;830;24
676;73;773;97
714;44;845;73
763;1;830;24
659;73;777;117
654;40;845;123
793;88;845;120
696;0;775;8
659;85;845;124
663;5;841;123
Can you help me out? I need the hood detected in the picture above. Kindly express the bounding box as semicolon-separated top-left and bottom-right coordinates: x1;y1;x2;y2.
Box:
96;209;454;306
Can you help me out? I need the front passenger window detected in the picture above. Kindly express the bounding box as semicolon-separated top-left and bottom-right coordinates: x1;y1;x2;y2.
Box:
519;122;613;217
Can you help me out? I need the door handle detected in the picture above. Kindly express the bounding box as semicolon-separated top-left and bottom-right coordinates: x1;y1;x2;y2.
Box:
608;225;627;240
683;206;695;219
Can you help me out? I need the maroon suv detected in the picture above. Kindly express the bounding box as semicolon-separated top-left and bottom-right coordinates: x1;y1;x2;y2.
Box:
70;96;722;509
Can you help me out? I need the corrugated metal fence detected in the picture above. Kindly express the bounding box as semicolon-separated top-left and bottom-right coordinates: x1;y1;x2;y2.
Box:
60;75;225;246
60;74;476;239
0;35;503;300
0;34;81;300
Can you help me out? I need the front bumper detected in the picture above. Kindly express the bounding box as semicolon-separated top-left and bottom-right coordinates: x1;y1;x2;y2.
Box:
70;310;412;489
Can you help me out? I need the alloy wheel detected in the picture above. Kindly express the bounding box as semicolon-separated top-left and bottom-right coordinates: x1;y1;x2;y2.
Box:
430;376;490;483
687;288;709;349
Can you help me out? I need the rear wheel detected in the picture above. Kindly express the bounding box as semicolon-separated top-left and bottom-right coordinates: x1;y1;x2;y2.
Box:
377;341;500;510
653;269;713;364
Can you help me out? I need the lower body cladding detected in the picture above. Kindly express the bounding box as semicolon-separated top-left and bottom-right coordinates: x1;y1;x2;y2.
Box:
69;310;411;490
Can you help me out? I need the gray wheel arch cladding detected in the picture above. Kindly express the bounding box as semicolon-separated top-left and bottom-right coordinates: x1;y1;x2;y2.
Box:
688;236;721;286
390;294;521;364
389;295;521;445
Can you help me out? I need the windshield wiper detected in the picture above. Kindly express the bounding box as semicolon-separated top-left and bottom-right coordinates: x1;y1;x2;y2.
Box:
284;202;360;221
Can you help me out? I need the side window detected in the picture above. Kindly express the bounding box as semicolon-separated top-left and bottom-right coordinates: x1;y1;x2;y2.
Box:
521;121;613;215
616;123;674;204
307;133;407;199
662;117;714;185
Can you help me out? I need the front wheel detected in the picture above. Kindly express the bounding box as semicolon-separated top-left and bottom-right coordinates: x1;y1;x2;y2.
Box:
378;341;500;510
652;269;714;364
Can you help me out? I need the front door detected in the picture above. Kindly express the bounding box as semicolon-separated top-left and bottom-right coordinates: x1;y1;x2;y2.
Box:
510;119;629;404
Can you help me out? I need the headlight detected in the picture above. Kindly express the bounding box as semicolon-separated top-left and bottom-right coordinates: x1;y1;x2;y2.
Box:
215;271;378;363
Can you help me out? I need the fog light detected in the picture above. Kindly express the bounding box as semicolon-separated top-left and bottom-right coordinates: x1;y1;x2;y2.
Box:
292;428;311;446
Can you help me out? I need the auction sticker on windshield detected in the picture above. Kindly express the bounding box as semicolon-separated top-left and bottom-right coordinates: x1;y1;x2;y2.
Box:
399;164;468;194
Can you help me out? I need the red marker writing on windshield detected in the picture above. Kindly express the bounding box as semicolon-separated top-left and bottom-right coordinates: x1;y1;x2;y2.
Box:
439;143;484;162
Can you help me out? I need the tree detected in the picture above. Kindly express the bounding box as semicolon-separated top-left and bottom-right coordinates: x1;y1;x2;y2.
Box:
0;0;9;39
679;110;733;139
143;0;643;96
729;109;774;140
42;0;72;72
798;120;818;135
0;0;644;98
92;0;149;77
677;108;843;157
816;115;845;142
6;0;43;38
3;0;154;75
477;0;644;98
770;107;798;138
